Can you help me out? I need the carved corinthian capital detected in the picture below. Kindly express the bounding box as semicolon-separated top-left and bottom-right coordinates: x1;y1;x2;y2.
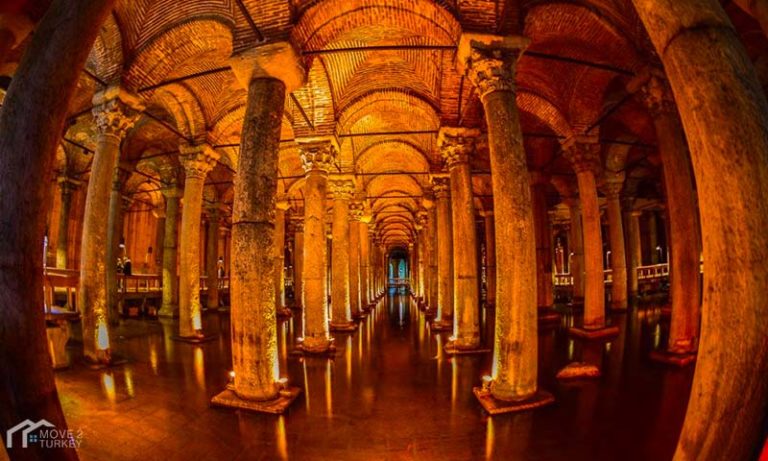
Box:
179;143;219;180
438;127;480;170
92;86;145;139
457;34;530;99
298;137;339;174
329;177;355;200
627;68;677;118
562;136;601;175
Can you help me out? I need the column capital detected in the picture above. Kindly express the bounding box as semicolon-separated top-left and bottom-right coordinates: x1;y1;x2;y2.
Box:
121;196;134;212
92;86;145;139
431;175;450;198
275;196;292;211
630;210;643;218
627;67;677;118
57;176;82;194
479;209;494;218
297;137;339;174
457;34;530;99
438;127;480;170
160;185;183;199
179;143;219;180
602;180;624;200
229;41;306;92
290;216;305;233
205;203;227;221
328;177;355;200
349;201;365;221
562;136;601;175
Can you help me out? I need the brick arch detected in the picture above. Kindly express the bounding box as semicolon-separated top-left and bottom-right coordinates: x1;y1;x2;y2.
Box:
87;13;123;83
123;18;233;91
153;83;207;142
291;57;336;137
517;90;573;138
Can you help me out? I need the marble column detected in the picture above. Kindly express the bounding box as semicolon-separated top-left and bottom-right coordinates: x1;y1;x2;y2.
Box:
205;206;222;311
177;143;218;339
629;2;768;457
603;179;628;309
565;198;585;300
432;176;454;327
647;211;659;264
426;201;438;311
563;137;616;337
458;34;551;406
298;138;337;353
531;172;554;310
438;127;481;351
159;185;181;317
329;177;356;331
630;71;702;357
481;211;496;308
55;177;80;269
349;202;364;318
106;172;127;324
626;209;642;296
79;87;142;363
415;211;428;304
292;217;305;308
274;199;290;315
213;41;304;410
360;222;372;308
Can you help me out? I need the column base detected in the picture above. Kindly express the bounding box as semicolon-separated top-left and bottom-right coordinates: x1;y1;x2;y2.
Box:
429;319;453;332
83;353;128;370
444;341;491;356
295;340;336;356
568;325;619;340
556;362;601;380
609;300;629;311
537;308;561;324
352;311;368;320
329;321;358;332
171;332;219;344
649;350;697;367
211;386;301;414
157;306;179;318
473;388;554;415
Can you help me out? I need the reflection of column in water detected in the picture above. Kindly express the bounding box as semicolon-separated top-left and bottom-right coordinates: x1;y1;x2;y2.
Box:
276;416;288;461
279;321;288;380
486;411;533;458
485;418;495;460
325;359;333;417
346;335;352;387
160;319;175;362
302;360;310;412
101;371;116;403
436;335;444;386
124;368;135;398
194;346;206;390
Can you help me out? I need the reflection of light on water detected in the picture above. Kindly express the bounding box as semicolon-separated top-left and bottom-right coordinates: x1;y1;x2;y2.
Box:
101;372;116;403
451;358;458;409
325;360;333;416
97;321;110;350
276;416;288;460
194;347;205;390
124;368;135;398
346;336;352;385
149;346;159;375
605;342;612;352
302;361;310;412
485;418;495;460
568;340;575;360
654;324;661;349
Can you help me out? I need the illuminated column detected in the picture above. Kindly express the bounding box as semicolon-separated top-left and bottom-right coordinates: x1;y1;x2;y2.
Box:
531;172;554;311
627;209;642;295
292;217;304;308
349;202;364;317
329;177;356;331
603;179;628;309
648;211;659;264
298;137;337;353
481;210;496;308
177;143;218;340
631;72;702;360
426;200;438;311
212;41;304;410
438;127;481;351
415;211;428;303
563;136;617;337
205;205;222;311
79;87;143;363
458;34;551;407
360;221;371;308
432;176;454;327
55;177;80;268
158;184;181;317
106;172;128;324
274;198;290;314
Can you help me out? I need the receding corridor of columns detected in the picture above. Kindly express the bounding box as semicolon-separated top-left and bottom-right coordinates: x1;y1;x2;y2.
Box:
2;1;768;460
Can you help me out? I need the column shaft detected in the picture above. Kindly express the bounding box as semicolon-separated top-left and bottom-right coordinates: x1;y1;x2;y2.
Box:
294;224;304;308
627;211;642;295
427;205;438;311
575;169;606;328
483;213;496;307
360;225;371;306
606;193;628;308
532;181;554;309
330;185;353;327
55;180;76;268
349;219;361;316
274;207;287;311
567;201;585;299
159;189;179;317
205;214;220;310
434;181;454;321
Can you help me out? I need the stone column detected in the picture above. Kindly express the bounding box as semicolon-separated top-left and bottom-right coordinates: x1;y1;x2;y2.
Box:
603;179;628;309
159;185;181;317
426;201;438;312
629;2;768;458
360;221;372;308
177;143;218;340
205;206;222;311
458;34;551;407
349;202;364;318
432;176;454;328
626;209;642;295
212;41;304;411
415;213;427;303
292;217;304;308
531;172;554;310
630;70;702;358
329;177;356;331
563;136;616;338
275;199;290;315
566;198;585;300
438;127;481;352
647;211;659;264
105;172;128;324
481;210;496;308
298;138;337;353
79;87;142;363
55;177;80;269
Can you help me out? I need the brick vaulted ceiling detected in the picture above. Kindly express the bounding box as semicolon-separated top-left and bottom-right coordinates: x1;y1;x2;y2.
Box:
7;0;764;248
